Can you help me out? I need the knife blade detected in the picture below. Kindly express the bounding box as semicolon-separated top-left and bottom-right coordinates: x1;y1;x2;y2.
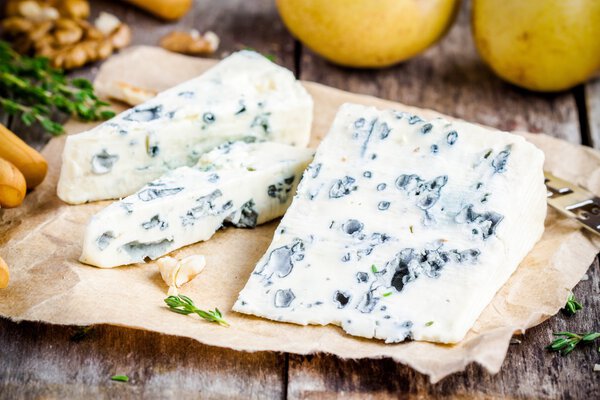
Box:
545;172;600;237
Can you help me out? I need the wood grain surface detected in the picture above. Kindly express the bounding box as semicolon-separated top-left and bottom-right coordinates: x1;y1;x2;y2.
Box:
0;320;286;400
586;80;600;148
1;0;599;399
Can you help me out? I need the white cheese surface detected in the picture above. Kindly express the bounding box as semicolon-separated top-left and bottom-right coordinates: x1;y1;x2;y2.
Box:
234;103;547;344
80;141;313;268
58;50;313;204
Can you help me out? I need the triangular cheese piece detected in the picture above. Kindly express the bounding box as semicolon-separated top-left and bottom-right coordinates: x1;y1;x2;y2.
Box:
234;103;546;344
80;141;313;268
58;51;313;204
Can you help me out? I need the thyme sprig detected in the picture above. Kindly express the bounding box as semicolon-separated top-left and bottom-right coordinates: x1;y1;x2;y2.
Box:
0;40;114;135
547;331;600;355
164;295;229;327
564;293;583;315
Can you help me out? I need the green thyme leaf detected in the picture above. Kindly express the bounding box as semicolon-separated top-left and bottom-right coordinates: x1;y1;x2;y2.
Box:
382;292;392;297
425;321;434;327
582;332;600;342
554;332;580;338
564;293;583;315
550;338;569;350
164;295;229;327
547;331;600;356
111;375;129;382
0;40;114;136
371;264;378;274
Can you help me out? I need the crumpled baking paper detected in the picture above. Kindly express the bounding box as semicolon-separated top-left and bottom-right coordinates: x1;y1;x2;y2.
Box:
1;47;599;383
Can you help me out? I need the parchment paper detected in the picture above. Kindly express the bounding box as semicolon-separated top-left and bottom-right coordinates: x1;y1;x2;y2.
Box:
1;47;599;383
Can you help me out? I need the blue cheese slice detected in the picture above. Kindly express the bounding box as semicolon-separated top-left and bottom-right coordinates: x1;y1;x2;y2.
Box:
58;50;313;204
234;103;547;344
80;141;313;268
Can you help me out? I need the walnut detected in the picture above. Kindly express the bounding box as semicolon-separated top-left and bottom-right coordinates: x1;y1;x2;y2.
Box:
1;3;131;70
17;1;59;22
159;30;220;56
1;17;34;35
54;18;83;45
60;43;87;69
109;23;131;50
57;0;90;20
94;11;121;36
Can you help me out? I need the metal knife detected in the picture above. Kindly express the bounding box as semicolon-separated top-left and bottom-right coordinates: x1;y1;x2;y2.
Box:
545;172;600;237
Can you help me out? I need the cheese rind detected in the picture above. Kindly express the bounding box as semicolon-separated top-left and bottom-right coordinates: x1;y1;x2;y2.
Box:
80;141;313;268
234;103;546;344
58;51;313;204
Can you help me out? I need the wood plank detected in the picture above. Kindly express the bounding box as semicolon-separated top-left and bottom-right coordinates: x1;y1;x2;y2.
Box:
288;258;600;399
0;318;286;399
0;0;295;398
585;79;600;148
298;2;580;144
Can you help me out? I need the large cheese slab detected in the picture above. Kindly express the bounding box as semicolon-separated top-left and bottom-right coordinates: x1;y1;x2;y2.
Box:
57;51;313;204
234;103;547;344
80;141;313;268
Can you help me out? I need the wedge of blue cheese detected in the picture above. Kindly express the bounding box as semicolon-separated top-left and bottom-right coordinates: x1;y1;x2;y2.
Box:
58;50;313;204
80;141;313;268
234;103;547;344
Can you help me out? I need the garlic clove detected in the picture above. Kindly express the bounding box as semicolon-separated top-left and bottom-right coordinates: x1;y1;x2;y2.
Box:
156;254;206;293
156;256;179;287
167;286;179;297
174;255;206;287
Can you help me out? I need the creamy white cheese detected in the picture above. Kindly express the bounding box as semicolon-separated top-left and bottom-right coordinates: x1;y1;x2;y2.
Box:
234;103;547;344
80;141;314;268
58;50;313;204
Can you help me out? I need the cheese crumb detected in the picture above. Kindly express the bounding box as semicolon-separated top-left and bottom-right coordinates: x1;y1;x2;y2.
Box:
594;364;600;372
156;254;206;295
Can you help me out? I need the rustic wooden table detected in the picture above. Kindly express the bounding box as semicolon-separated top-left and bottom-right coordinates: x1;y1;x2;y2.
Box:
1;1;599;398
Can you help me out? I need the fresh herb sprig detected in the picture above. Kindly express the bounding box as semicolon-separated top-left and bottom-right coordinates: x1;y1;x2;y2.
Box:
110;375;129;382
0;40;115;135
164;295;229;327
547;331;600;355
564;293;583;315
